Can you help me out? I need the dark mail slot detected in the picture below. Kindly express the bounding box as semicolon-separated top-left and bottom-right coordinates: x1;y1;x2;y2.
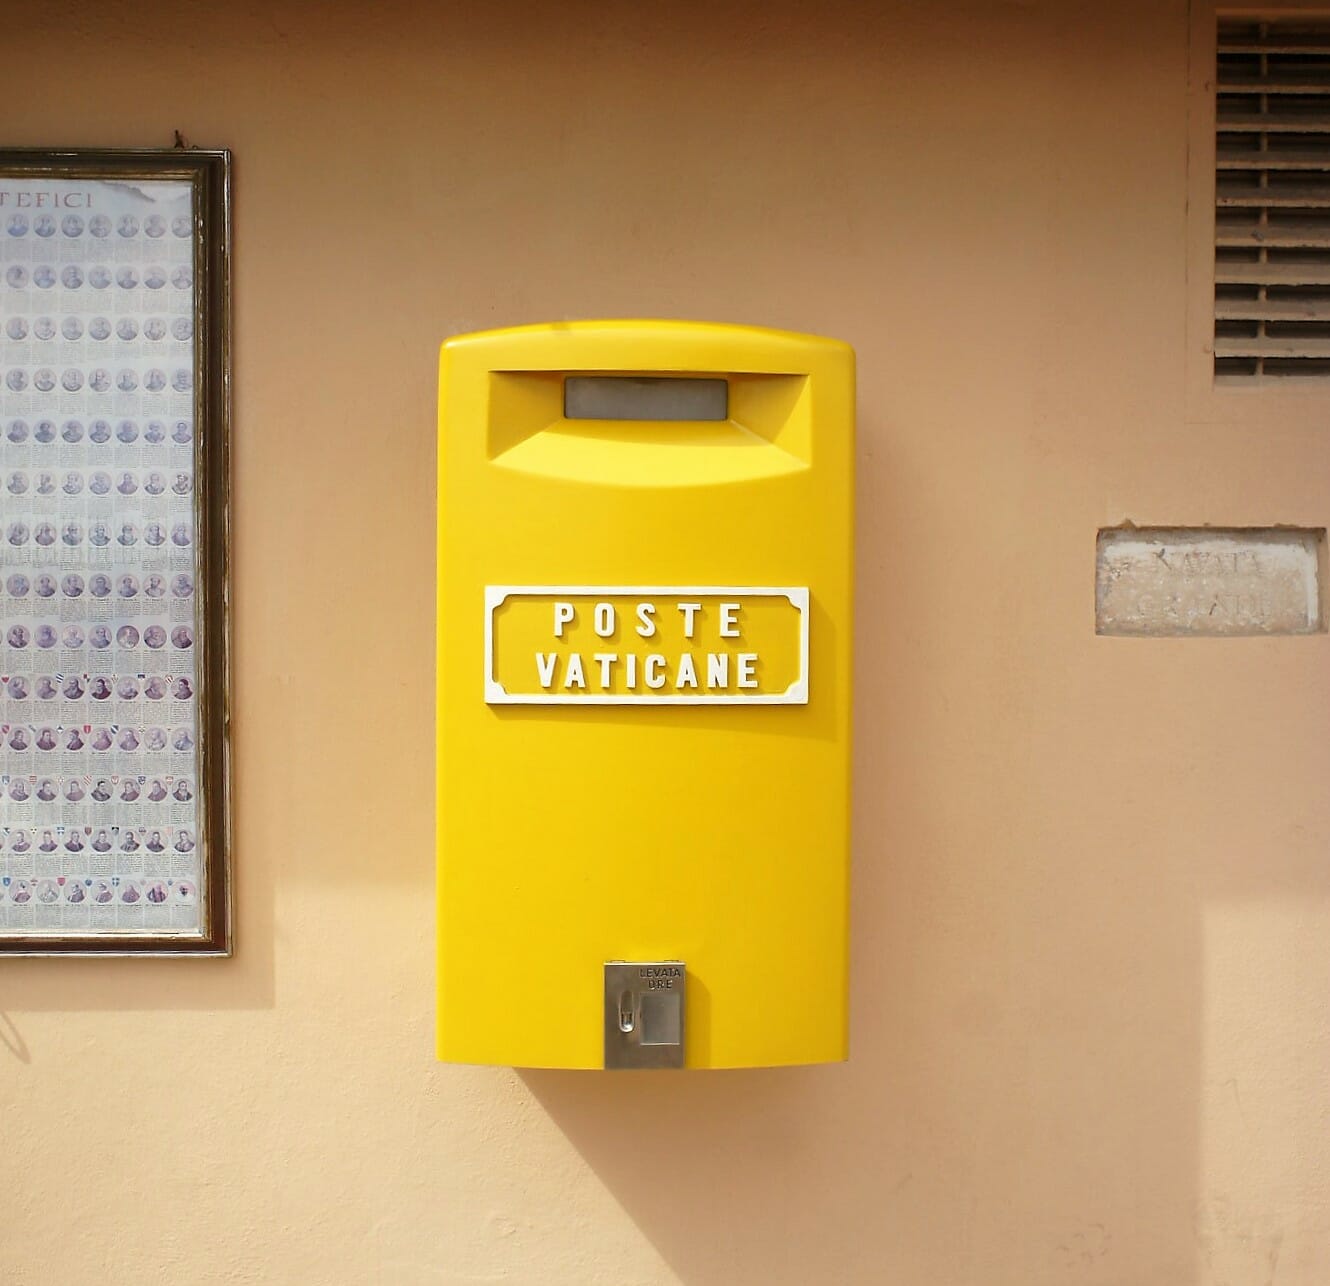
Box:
564;376;728;422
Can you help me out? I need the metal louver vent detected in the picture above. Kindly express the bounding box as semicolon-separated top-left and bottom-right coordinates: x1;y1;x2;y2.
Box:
1215;19;1330;382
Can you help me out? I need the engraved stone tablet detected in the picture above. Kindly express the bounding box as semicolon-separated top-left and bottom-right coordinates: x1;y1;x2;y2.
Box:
1096;528;1324;637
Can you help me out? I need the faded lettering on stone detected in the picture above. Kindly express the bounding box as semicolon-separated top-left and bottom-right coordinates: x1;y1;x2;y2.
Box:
1096;528;1324;637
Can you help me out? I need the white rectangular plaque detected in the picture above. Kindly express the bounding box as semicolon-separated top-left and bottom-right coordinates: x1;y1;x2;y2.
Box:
485;586;809;705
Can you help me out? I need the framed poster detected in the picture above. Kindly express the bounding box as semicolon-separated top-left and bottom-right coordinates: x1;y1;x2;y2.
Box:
0;149;230;954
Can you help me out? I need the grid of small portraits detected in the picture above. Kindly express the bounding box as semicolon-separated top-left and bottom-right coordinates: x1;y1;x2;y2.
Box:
0;177;201;936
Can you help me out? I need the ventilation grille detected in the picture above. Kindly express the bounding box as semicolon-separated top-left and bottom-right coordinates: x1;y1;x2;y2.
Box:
1215;19;1330;382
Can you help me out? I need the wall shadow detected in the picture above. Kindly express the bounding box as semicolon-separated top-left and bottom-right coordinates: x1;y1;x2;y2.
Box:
523;397;1206;1284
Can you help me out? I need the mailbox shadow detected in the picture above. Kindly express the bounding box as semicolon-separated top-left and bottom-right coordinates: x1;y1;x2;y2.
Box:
517;405;932;1283
520;409;1210;1284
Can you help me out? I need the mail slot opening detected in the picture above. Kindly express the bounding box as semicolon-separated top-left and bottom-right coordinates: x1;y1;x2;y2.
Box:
564;376;728;422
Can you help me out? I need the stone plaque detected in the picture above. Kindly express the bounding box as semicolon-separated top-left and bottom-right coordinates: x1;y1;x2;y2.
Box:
1096;528;1324;637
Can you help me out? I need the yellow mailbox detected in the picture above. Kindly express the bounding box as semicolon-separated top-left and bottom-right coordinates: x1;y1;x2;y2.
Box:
437;320;853;1069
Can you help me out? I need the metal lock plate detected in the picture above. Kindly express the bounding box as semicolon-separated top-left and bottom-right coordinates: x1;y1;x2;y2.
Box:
604;961;685;1069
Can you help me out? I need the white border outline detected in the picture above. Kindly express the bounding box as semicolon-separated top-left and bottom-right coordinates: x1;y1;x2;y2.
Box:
484;585;810;706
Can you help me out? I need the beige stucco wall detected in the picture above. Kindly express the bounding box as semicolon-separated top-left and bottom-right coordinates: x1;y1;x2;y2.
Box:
5;1;1329;1282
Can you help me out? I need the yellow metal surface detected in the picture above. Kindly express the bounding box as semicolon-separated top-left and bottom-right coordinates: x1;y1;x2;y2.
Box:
437;320;853;1069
